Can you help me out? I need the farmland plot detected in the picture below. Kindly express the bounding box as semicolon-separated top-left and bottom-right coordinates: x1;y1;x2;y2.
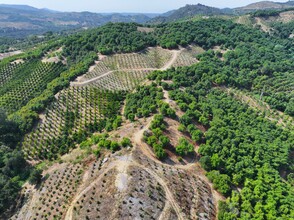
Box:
0;60;65;114
22;86;121;161
87;70;152;91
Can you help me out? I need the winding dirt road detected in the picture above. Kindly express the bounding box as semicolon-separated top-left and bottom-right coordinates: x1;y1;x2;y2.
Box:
63;47;220;220
70;49;183;87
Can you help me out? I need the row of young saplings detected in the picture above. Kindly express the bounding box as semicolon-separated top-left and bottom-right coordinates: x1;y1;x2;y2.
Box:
22;86;119;160
88;70;151;91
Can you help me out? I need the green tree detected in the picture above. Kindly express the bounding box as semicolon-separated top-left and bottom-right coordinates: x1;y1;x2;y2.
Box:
29;168;43;185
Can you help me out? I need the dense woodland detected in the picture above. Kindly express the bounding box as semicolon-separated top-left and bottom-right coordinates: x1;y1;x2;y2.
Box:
146;55;293;219
0;16;293;218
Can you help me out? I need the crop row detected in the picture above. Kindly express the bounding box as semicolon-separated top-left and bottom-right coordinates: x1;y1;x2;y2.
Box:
0;61;24;86
173;50;199;67
22;86;120;160
88;70;151;91
0;61;65;114
82;48;172;80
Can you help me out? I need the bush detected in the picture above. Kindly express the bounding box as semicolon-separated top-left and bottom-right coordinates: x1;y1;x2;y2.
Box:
207;170;231;196
121;137;132;147
176;138;194;156
29;168;43;185
110;142;120;152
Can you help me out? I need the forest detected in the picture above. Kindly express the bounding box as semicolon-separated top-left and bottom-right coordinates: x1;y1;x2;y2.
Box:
146;55;293;219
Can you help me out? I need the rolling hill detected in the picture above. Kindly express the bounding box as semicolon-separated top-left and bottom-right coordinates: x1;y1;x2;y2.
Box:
0;1;294;220
235;0;294;14
0;4;154;38
149;4;230;23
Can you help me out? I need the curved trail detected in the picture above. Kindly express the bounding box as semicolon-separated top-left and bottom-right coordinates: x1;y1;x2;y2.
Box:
64;163;117;220
64;48;218;220
161;49;183;71
70;49;183;87
64;159;185;220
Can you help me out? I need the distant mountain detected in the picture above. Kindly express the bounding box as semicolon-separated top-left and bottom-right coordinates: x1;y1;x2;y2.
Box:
234;1;294;14
0;4;39;11
149;1;294;24
149;4;229;23
0;4;153;38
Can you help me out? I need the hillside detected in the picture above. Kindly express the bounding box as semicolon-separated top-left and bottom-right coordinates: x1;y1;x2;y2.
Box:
149;4;228;23
149;1;294;24
234;0;294;14
0;4;153;38
0;11;294;220
234;8;294;36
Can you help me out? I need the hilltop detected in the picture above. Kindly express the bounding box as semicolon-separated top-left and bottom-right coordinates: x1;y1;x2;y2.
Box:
235;0;294;14
0;4;154;38
1;1;294;37
149;4;228;23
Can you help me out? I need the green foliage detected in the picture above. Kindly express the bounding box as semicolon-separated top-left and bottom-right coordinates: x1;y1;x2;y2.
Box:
28;168;43;185
124;84;163;120
177;124;186;132
271;20;294;39
0;110;21;148
159;101;176;118
285;99;294;116
207;170;231;196
187;124;203;142
251;10;280;18
219;165;294;219
110;141;119;152
0;112;30;213
63;23;156;64
150;33;294;217
121;137;132;148
175;137;194;156
0;136;29;213
150;114;166;130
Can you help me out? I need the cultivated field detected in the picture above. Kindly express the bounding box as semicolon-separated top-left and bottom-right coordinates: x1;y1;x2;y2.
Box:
22;87;120;161
0;60;65;114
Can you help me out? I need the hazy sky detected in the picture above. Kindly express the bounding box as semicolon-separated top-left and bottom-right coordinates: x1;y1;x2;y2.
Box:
0;0;290;13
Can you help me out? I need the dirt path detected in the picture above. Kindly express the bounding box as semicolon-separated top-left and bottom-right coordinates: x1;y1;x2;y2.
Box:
71;68;158;86
64;163;117;220
160;49;183;71
163;89;185;118
255;17;271;33
221;86;293;128
70;70;114;86
71;48;183;87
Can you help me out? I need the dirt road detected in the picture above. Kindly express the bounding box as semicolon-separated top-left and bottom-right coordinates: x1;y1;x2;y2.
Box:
70;48;183;87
